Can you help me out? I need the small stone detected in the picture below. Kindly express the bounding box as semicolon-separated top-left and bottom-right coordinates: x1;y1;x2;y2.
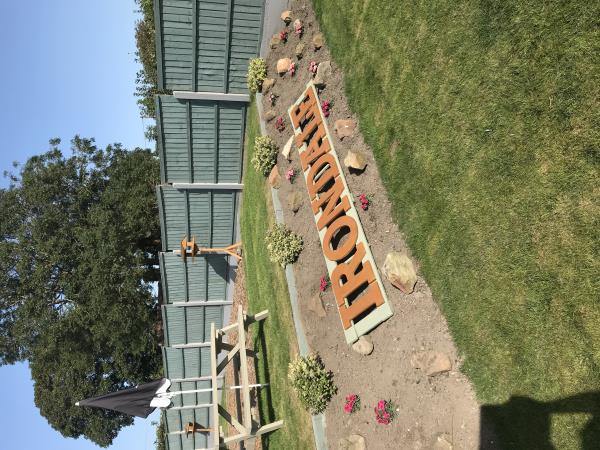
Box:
295;42;305;59
261;78;275;93
268;165;281;189
314;60;332;87
351;335;373;355
270;34;280;49
382;251;417;293
282;136;294;160
308;293;326;317
343;150;367;171
334;119;357;139
313;32;324;50
277;58;292;75
281;10;292;24
264;110;276;122
339;434;366;450
411;351;452;377
432;434;453;450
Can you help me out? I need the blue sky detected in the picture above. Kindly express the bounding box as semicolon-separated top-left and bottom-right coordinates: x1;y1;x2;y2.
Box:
0;2;159;449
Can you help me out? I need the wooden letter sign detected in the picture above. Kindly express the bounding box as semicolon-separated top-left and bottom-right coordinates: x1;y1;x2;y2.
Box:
288;82;393;343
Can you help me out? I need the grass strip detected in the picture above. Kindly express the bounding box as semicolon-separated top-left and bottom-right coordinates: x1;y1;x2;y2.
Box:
240;99;315;450
312;1;600;448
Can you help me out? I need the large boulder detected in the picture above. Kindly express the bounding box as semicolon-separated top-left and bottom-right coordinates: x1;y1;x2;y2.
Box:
268;165;281;189
295;42;305;59
344;150;367;171
277;58;292;75
270;34;280;49
313;33;324;50
282;136;294;161
339;434;366;450
261;78;275;93
411;351;452;377
351;335;374;355
314;60;332;87
382;251;417;293
334;119;357;139
287;191;303;213
281;10;292;24
307;293;326;317
264;110;277;122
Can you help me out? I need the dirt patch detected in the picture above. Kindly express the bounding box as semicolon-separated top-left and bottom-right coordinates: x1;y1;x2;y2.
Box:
259;2;499;449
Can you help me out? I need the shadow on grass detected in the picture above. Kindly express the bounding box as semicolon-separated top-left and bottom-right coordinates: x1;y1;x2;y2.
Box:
480;392;600;449
253;321;277;450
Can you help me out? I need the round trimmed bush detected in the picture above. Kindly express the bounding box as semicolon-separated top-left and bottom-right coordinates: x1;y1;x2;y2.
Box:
252;136;278;176
288;353;337;414
247;58;267;93
265;223;303;267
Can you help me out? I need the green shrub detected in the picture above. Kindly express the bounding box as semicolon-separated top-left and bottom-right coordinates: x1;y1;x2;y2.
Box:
251;136;278;176
265;223;303;267
247;58;267;93
288;353;337;414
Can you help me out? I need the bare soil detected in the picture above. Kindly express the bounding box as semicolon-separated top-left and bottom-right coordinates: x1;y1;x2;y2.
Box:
260;2;499;448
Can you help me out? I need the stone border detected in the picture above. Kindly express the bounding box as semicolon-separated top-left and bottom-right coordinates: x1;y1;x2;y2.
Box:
256;93;328;450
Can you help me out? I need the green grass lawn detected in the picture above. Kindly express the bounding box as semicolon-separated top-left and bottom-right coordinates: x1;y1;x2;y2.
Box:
240;99;315;450
312;1;600;448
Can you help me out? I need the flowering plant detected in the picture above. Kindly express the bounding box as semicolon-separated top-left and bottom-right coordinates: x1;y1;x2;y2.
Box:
294;20;303;36
357;193;372;210
344;394;361;414
374;399;396;425
279;30;288;43
269;92;278;106
308;61;318;76
319;274;330;292
288;62;297;76
285;168;297;183
321;100;331;118
275;116;285;132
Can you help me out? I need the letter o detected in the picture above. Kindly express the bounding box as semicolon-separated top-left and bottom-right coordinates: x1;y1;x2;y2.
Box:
322;215;358;262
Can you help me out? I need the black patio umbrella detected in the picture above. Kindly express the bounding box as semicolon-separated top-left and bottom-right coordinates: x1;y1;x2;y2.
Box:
76;378;171;418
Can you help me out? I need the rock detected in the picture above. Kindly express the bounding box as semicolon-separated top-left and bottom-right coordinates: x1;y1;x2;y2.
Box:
411;351;452;377
295;42;305;59
277;58;292;75
264;110;276;122
352;335;374;355
313;33;324;50
334;119;357;139
288;191;303;213
338;434;366;450
432;434;453;450
294;19;303;33
282;136;294;160
308;293;326;317
314;60;332;87
382;251;417;293
281;10;292;24
270;34;280;49
344;150;367;171
261;78;275;93
268;165;281;189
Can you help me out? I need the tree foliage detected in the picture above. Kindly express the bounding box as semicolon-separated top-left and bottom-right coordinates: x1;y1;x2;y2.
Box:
134;0;170;120
0;137;162;446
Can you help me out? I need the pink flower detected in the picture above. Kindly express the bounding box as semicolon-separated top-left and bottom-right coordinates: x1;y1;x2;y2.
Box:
377;400;385;411
275;117;285;132
285;168;296;182
279;30;288;42
288;62;296;76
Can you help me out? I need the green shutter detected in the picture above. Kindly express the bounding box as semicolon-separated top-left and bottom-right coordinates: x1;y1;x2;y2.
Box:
163;304;224;346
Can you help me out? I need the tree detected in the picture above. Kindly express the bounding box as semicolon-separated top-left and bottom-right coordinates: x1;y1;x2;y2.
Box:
0;137;162;446
134;0;171;121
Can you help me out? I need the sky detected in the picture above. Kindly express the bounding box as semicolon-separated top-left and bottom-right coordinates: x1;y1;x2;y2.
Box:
0;2;159;449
